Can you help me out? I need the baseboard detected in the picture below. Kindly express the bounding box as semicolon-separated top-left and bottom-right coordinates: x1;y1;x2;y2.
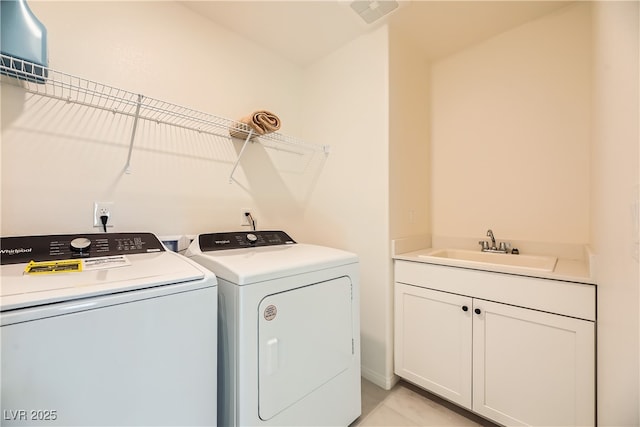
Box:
361;366;400;391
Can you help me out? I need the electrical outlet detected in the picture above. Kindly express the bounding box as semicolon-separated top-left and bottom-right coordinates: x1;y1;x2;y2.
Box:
240;208;251;226
94;202;114;228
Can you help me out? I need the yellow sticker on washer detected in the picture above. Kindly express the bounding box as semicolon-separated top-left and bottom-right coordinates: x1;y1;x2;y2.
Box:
24;259;83;274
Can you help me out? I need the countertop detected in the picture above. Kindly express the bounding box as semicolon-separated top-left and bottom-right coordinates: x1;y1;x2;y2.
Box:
393;248;595;285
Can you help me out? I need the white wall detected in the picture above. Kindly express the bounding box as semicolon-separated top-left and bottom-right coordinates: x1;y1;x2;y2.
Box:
430;3;592;247
389;27;430;241
591;2;640;425
1;1;311;237
300;26;393;388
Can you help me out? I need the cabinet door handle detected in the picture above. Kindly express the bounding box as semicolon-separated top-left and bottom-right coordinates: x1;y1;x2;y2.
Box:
462;305;469;312
474;308;482;315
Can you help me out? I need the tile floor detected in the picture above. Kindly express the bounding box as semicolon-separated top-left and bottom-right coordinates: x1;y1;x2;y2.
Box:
351;379;499;427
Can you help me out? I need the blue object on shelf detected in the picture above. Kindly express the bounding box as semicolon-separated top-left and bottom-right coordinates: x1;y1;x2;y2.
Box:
0;0;48;82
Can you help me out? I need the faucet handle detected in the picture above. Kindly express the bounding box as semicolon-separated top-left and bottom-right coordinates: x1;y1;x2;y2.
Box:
499;242;508;252
478;240;489;251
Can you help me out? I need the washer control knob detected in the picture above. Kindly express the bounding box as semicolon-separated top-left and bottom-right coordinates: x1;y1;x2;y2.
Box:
70;237;91;252
246;233;258;243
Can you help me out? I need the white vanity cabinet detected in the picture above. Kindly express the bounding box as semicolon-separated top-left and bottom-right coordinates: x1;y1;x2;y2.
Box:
395;285;473;407
394;260;595;427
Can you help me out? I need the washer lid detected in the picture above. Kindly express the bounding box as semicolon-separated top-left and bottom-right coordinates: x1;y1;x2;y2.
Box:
186;236;358;285
1;233;214;311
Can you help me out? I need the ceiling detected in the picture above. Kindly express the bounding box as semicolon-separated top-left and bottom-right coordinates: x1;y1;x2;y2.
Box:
181;1;572;67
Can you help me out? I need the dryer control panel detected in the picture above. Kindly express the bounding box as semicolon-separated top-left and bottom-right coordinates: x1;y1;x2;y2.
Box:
199;231;296;251
0;232;165;265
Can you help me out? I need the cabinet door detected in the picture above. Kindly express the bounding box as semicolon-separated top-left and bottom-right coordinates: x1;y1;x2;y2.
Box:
472;300;595;427
394;283;473;408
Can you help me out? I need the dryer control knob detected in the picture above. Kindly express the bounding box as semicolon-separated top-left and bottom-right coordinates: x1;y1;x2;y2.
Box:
70;237;91;252
246;233;258;243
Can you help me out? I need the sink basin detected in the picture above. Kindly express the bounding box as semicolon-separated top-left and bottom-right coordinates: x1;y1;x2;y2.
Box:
419;249;557;272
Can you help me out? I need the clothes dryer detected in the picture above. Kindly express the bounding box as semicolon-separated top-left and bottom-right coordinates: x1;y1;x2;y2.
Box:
185;230;361;426
1;232;217;426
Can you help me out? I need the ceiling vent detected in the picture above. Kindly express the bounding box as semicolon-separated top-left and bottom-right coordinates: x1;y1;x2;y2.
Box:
350;0;399;24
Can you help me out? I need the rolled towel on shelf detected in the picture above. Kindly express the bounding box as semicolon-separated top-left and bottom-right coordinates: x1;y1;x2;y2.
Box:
229;110;281;139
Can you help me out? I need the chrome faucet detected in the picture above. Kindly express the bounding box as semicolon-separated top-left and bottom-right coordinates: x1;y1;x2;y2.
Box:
487;229;496;249
479;229;511;253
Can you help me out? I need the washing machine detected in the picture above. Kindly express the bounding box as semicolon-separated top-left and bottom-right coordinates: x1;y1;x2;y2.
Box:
185;230;361;427
1;232;217;426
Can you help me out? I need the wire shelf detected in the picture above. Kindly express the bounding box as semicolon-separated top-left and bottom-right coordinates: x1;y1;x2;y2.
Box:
0;53;329;176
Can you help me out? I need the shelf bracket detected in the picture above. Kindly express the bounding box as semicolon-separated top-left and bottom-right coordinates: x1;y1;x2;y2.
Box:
124;93;144;174
229;130;254;184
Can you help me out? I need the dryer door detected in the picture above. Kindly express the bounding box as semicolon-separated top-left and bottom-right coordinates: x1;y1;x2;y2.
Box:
258;276;354;421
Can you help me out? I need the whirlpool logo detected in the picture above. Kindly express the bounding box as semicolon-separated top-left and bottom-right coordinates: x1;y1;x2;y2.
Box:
0;248;33;256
